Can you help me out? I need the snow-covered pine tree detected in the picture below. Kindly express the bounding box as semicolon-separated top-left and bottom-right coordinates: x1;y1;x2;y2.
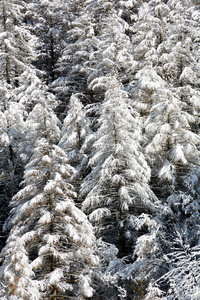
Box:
0;0;35;86
1;139;98;299
0;90;26;251
80;75;165;299
0;109;15;251
85;2;137;99
129;0;169;115
158;0;200;129
144;85;200;198
152;174;200;298
158;0;200;89
17;82;60;165
24;0;69;84
153;223;200;300
0;235;39;299
81;76;158;255
1;75;61;251
59;94;91;167
131;1;160;65
0;0;57;163
58;93;93;195
50;0;98;110
0;0;44;251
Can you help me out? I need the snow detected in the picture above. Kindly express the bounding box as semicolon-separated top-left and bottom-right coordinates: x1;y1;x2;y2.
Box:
1;0;200;299
159;160;175;183
171;144;187;164
89;208;111;223
49;268;63;285
38;212;52;225
79;275;94;298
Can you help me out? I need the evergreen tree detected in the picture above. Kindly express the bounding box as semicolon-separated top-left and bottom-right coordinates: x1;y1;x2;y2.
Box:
0;0;35;86
17;81;60;165
1;139;98;299
144;84;200;199
58;93;93;200
0;93;25;251
0;236;39;299
81;77;158;256
155;224;200;300
59;94;91;169
85;3;137;99
0;0;46;251
27;0;69;84
50;0;98;109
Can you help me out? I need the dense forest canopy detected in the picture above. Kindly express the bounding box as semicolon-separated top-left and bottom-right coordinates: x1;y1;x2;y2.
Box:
0;0;200;299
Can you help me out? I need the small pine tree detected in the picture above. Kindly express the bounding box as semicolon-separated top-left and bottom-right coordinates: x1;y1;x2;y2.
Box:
59;94;91;169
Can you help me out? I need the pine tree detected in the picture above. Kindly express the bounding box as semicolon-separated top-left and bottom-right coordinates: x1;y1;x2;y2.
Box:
28;0;69;84
58;93;93;201
0;0;35;86
50;0;98;109
80;77;158;256
131;0;200;200
17;84;60;165
1;139;98;299
0;236;39;299
0;0;46;252
0;93;26;251
156;224;200;300
85;3;137;99
144;85;200;199
59;94;91;169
